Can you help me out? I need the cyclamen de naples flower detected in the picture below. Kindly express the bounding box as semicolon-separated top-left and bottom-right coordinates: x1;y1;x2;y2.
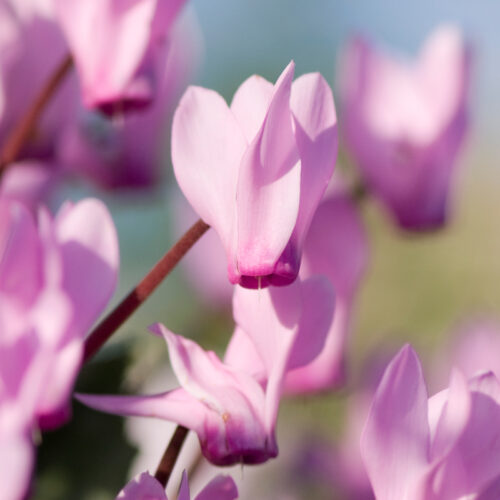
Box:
78;275;334;466
284;192;369;394
0;198;119;429
57;8;202;189
117;470;238;500
172;61;338;288
0;0;77;161
55;0;187;113
0;197;118;499
362;344;500;500
340;25;470;230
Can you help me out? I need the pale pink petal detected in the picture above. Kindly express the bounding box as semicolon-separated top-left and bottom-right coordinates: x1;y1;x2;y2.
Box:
149;323;265;416
55;0;186;111
0;432;34;500
301;194;368;298
285;299;349;393
76;389;206;432
171;86;247;250
429;370;471;461
361;345;430;500
0;200;43;309
35;339;82;429
116;471;166;500
230;74;273;142
224;326;266;381
287;276;335;370
424;372;500;499
235;61;301;283
232;282;300;374
288;72;338;251
55;198;119;337
195;474;238;500
0;161;59;211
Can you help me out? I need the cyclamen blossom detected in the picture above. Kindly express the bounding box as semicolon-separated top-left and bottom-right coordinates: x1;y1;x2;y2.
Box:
340;25;470;229
0;198;118;499
172;61;338;288
0;0;76;160
78;276;334;466
362;344;500;499
57;9;202;189
55;0;187;113
117;471;238;500
0;198;118;428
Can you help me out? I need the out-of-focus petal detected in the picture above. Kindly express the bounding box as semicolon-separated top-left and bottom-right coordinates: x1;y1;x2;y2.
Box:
116;471;166;500
194;474;239;500
55;198;119;337
0;432;34;500
288;72;337;251
361;344;430;500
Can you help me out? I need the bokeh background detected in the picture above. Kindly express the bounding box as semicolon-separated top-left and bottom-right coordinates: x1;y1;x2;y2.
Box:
33;1;500;498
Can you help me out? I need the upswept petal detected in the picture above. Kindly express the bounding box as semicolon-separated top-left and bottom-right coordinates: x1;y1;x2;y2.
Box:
232;282;300;374
287;276;335;370
76;389;206;432
149;323;265;416
288;72;338;251
171;86;247;249
55;198;119;337
224;326;266;381
116;471;166;500
361;344;430;500
230;74;273;143
235;61;301;284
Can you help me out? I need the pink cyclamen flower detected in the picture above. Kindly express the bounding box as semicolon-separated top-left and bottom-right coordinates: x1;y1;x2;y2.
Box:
77;275;334;466
117;470;238;500
0;197;118;498
55;0;187;113
340;25;470;230
0;198;119;429
362;344;500;499
57;9;202;189
172;61;338;288
284;192;369;394
0;0;77;161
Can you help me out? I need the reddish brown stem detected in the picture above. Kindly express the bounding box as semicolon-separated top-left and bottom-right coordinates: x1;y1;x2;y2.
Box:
0;54;73;171
154;425;190;487
83;219;210;362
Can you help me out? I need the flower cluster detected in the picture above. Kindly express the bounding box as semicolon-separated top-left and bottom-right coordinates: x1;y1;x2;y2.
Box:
0;2;485;499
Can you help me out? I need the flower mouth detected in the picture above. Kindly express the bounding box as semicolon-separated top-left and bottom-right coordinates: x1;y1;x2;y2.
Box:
202;446;279;466
238;273;297;289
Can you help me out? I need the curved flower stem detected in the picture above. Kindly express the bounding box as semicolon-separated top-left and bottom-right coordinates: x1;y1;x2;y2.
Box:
155;425;190;487
83;219;210;362
0;54;73;171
